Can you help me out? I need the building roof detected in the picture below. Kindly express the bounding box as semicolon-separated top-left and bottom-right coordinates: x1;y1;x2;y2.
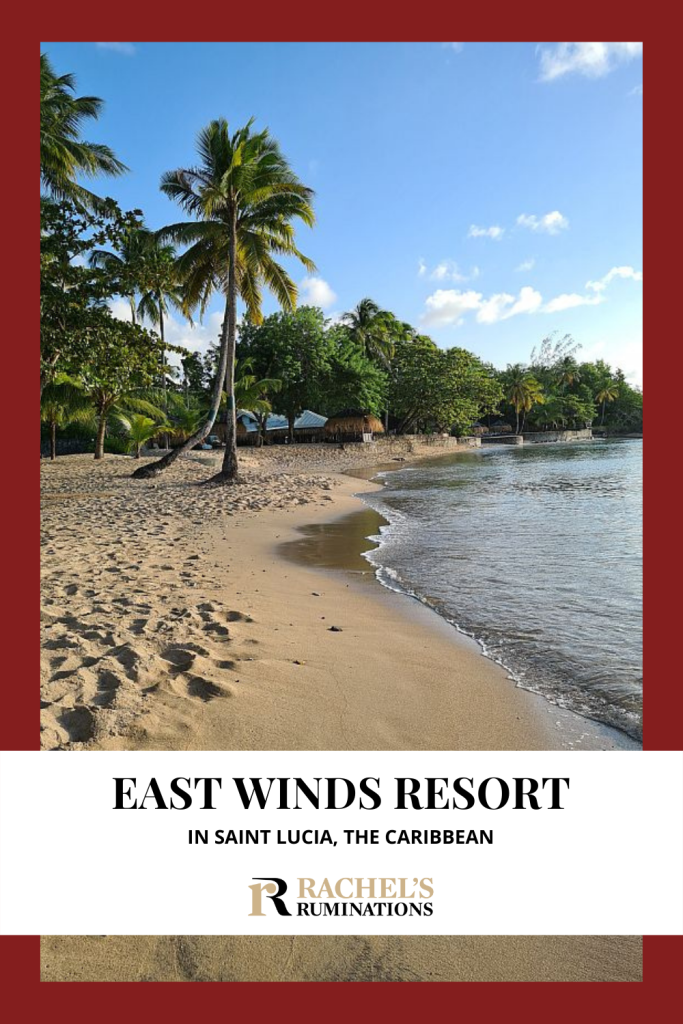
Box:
236;409;327;433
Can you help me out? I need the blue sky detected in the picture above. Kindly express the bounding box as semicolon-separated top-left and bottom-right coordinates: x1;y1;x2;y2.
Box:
43;42;643;382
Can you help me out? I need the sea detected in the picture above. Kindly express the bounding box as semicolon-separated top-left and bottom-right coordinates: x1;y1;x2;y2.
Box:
359;439;643;743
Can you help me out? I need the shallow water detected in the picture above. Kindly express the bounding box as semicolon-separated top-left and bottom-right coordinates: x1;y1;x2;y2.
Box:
360;439;643;742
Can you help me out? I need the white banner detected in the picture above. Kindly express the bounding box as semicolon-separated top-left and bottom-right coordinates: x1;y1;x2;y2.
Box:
0;750;681;935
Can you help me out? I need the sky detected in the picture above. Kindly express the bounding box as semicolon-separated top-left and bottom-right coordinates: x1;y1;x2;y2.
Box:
42;42;644;383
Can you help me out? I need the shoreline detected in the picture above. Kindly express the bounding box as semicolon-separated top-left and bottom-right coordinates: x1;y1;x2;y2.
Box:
277;469;637;752
41;444;637;752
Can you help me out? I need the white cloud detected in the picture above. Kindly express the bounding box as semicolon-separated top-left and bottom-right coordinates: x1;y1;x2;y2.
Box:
543;292;603;313
516;257;535;272
517;211;569;235
444;43;464;53
431;260;469;282
586;265;643;292
422;286;542;327
629;83;643;96
478;286;543;324
538;42;642;82
419;260;480;283
299;275;337;309
96;42;136;56
422;289;483;327
421;265;641;327
468;224;504;241
109;299;223;367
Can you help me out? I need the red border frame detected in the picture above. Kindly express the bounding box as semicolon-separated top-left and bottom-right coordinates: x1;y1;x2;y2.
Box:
3;21;681;1015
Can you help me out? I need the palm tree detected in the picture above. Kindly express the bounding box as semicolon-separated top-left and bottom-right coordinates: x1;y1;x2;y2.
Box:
40;380;94;460
115;413;169;458
132;118;315;482
93;227;187;447
90;228;149;325
232;357;282;446
165;392;205;443
342;299;394;365
506;366;545;434
596;381;619;425
40;52;127;209
555;356;581;390
135;232;188;447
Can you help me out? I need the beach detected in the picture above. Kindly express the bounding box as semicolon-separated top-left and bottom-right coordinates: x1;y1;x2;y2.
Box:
41;441;626;753
40;442;641;980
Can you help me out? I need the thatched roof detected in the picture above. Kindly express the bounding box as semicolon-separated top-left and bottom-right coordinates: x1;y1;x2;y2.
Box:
324;410;385;435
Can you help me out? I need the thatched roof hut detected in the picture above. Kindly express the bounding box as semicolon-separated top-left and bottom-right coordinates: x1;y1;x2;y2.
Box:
324;409;385;441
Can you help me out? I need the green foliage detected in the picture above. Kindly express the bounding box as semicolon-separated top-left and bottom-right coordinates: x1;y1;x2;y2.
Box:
40;52;127;209
237;307;331;426
322;326;388;415
40;198;145;387
115;413;168;457
390;339;502;435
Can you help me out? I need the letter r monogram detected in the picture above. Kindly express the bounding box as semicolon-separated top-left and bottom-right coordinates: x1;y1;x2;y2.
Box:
249;877;292;916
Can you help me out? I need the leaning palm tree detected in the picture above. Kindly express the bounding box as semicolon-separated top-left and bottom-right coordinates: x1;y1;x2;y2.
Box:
132;118;315;482
596;381;619;425
40;52;127;209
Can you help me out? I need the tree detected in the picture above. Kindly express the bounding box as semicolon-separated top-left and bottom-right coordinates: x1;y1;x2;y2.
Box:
40;52;127;209
390;339;501;435
40;199;143;396
115;413;169;458
78;316;170;459
238;307;331;441
133;118;315;482
322;326;388;416
503;365;545;434
40;379;94;460
596;381;619;425
341;298;394;365
554;356;581;390
89;226;149;325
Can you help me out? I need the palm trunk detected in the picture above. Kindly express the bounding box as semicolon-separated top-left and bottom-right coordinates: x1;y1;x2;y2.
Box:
515;409;520;434
131;298;231;479
50;420;57;461
129;296;137;326
288;415;295;443
600;399;606;426
214;207;239;482
94;412;107;460
159;298;169;449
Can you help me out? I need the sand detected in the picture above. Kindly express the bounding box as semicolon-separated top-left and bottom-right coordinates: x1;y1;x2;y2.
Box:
40;934;642;982
39;442;641;980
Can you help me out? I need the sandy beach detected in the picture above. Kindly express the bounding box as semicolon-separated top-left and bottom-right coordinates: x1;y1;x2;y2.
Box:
40;441;641;980
41;441;627;753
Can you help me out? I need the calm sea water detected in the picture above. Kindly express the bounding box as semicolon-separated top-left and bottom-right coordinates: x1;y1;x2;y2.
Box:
361;439;643;742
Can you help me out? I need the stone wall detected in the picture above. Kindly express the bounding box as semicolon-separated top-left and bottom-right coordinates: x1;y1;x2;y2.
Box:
522;428;593;444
